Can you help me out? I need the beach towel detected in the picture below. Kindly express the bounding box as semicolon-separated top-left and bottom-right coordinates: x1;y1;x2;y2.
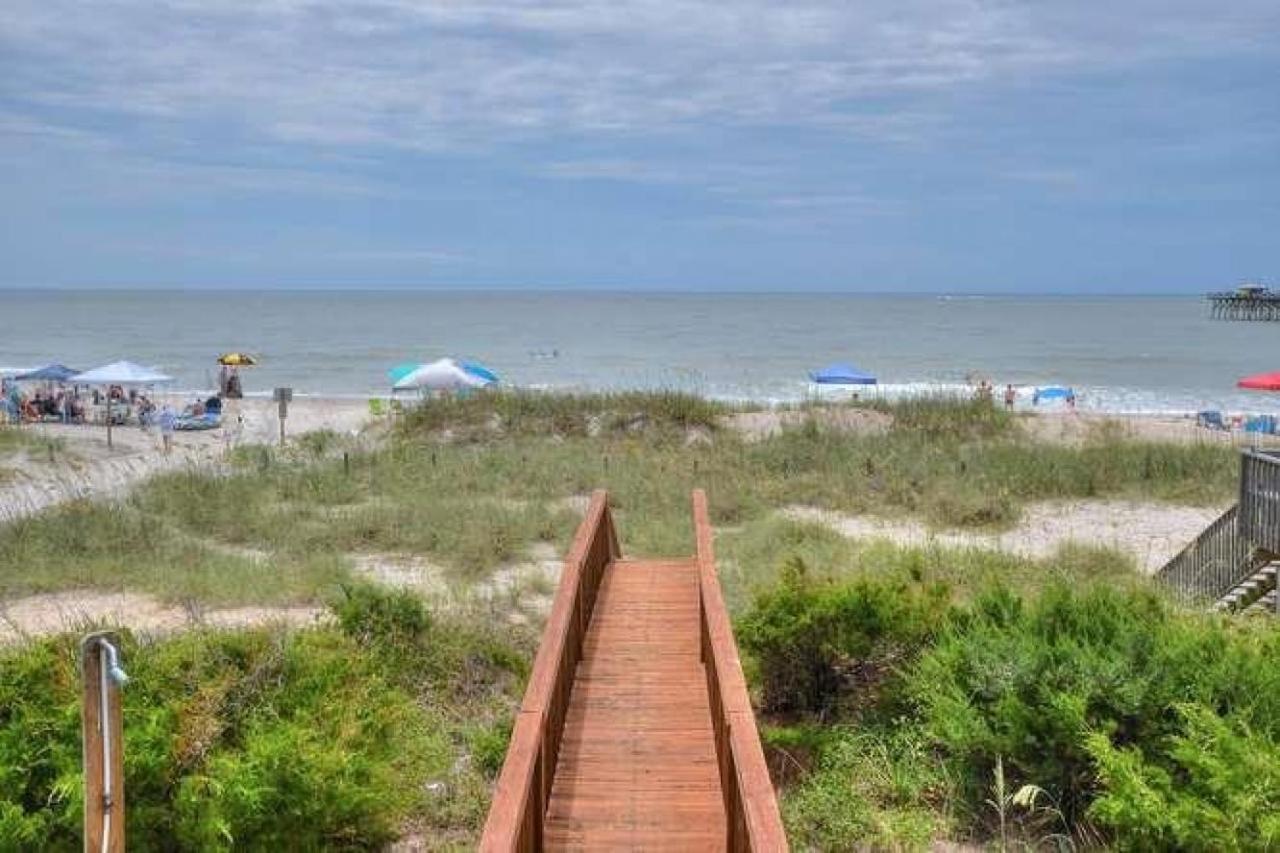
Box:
174;413;221;431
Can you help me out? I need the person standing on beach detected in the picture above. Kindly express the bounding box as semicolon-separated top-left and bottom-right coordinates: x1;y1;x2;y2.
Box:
1003;384;1016;411
158;404;176;454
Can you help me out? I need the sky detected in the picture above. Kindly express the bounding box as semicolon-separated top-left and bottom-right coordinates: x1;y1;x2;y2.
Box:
1;1;1278;292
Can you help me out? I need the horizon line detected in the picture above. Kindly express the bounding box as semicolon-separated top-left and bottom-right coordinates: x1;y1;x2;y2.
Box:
0;285;1219;298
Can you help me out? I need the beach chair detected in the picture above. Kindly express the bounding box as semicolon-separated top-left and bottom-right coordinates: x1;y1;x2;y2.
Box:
1196;410;1227;431
368;398;386;417
1244;416;1278;435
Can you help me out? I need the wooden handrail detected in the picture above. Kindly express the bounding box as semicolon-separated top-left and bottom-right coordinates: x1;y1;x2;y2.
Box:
479;490;619;851
694;489;789;852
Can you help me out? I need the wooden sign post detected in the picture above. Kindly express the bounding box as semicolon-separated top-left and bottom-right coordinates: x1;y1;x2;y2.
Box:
81;632;126;853
274;387;292;447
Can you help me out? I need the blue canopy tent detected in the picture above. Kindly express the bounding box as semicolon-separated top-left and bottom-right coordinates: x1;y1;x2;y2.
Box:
15;364;80;382
1033;386;1074;405
810;363;877;385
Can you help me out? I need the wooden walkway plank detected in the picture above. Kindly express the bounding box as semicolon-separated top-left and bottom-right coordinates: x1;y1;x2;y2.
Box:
544;558;726;851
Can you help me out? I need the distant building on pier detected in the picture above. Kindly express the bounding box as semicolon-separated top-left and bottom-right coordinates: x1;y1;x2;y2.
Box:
1208;283;1280;321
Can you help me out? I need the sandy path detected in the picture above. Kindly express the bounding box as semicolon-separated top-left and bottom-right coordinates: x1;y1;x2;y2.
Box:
351;542;564;624
785;500;1226;574
0;590;325;645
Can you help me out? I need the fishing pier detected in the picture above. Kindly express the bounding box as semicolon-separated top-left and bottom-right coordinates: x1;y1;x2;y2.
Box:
1207;284;1280;321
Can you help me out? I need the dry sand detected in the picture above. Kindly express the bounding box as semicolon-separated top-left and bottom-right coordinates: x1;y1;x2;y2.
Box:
0;396;371;523
0;589;325;645
724;407;893;441
785;500;1226;574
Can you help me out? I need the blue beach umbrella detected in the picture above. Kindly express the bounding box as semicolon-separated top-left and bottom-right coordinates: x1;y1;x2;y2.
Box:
15;364;81;382
388;362;421;385
461;360;499;384
810;363;877;385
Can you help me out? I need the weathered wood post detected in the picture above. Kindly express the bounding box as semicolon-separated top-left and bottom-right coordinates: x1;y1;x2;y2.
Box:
81;632;127;853
274;386;292;448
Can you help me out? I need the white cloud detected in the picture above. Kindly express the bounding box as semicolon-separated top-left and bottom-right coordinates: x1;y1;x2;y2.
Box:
3;0;1275;156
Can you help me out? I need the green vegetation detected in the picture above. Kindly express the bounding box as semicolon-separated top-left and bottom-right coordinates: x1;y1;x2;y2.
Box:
0;500;350;605
395;388;726;439
0;393;1233;607
0;392;1258;849
719;515;1139;610
0;425;66;461
740;559;1280;850
0;584;528;850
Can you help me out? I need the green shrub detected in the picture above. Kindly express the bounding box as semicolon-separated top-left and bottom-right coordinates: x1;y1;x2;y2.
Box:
0;598;529;849
736;558;950;714
332;581;431;646
1087;703;1280;851
907;584;1280;828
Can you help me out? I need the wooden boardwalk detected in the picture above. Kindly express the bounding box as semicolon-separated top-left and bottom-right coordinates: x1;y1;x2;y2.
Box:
545;558;725;849
480;491;787;852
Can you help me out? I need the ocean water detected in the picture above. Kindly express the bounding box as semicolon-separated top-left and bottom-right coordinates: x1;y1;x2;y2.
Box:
2;290;1275;414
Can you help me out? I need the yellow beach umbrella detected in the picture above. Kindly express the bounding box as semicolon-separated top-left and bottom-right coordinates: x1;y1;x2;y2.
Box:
217;352;258;367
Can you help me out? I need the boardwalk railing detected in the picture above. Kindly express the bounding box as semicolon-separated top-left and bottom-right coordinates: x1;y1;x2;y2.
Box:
1156;504;1255;604
479;491;619;852
1240;450;1280;555
695;490;789;852
1157;450;1280;605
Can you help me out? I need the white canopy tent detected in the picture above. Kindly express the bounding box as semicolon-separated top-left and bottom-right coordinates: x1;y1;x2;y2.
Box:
72;361;173;386
70;361;173;449
392;358;494;393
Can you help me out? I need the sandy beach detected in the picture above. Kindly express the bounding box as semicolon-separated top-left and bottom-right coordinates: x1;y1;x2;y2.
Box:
1;400;1264;527
0;395;370;523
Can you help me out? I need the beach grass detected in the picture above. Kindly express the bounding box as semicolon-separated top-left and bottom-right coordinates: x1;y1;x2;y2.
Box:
716;515;1140;611
0;500;350;605
0;393;1236;607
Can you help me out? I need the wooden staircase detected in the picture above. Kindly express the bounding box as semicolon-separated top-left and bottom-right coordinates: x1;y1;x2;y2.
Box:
1215;563;1278;614
1156;450;1280;616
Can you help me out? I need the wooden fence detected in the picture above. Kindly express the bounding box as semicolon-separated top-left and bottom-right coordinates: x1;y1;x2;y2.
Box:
478;491;619;852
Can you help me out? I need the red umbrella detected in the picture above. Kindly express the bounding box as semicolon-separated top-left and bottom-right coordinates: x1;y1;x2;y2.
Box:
1237;371;1280;391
